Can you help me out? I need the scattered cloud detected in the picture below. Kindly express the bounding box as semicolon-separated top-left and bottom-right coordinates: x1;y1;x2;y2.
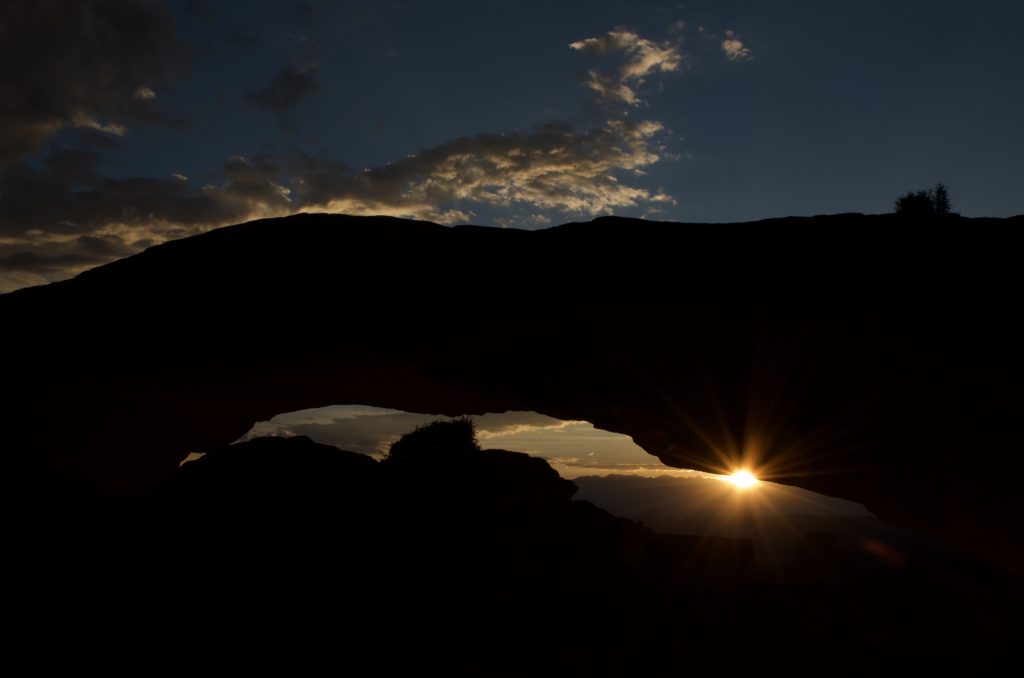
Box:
243;46;319;130
570;29;682;106
0;150;293;291
0;269;49;294
0;150;291;244
722;30;752;61
243;408;454;458
293;119;674;224
1;27;685;291
547;460;708;480
0;234;134;275
475;418;582;440
0;0;183;167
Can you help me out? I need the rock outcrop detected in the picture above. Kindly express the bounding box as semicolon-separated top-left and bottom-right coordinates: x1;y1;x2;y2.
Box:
2;212;1022;569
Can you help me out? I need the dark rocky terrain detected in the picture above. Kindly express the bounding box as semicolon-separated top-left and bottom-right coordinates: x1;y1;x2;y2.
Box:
574;474;1001;582
3;211;1022;569
1;211;1022;672
2;433;1017;674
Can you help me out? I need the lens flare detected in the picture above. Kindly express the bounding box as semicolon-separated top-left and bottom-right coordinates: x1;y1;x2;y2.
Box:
727;469;759;489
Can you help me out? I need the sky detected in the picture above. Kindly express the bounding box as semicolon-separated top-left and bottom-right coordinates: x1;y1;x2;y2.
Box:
235;405;714;478
2;0;1022;292
220;404;871;517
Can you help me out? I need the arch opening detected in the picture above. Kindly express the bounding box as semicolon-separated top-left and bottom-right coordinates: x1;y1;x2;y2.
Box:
174;403;914;580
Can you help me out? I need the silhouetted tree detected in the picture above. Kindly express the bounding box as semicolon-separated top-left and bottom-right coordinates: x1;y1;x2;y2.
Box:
932;182;951;215
894;190;932;216
894;183;952;216
384;416;480;466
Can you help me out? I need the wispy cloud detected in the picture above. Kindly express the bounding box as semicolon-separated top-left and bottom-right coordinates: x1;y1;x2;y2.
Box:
244;38;322;130
545;459;709;480
293;119;674;224
721;30;752;61
245;64;320;129
570;29;682;106
476;419;583;440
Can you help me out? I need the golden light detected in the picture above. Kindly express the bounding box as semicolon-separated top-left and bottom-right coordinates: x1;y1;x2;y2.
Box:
726;469;759;489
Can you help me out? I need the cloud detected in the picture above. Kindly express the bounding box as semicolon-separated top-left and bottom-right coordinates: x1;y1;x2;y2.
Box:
245;64;321;130
570;29;681;106
292;118;674;223
0;150;294;291
0;0;183;167
0;235;134;274
721;30;752;61
245;36;322;130
547;460;707;480
1;28;679;290
243;409;450;458
475;416;581;440
0;150;290;242
0;115;674;286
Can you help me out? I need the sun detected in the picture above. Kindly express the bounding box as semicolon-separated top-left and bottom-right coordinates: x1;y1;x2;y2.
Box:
727;469;759;489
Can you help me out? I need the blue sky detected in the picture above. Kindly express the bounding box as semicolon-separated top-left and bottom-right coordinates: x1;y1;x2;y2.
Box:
1;0;1022;291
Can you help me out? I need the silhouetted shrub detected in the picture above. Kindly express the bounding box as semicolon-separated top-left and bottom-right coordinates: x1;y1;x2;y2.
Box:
384;416;480;466
894;182;952;216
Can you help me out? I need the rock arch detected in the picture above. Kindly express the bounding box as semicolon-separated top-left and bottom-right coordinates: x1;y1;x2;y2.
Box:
3;213;1022;570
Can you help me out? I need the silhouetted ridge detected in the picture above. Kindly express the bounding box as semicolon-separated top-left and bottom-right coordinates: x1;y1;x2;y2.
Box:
2;211;1024;571
1;210;1023;672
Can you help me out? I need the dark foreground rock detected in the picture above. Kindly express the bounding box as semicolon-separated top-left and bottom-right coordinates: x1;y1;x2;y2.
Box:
0;436;1018;675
